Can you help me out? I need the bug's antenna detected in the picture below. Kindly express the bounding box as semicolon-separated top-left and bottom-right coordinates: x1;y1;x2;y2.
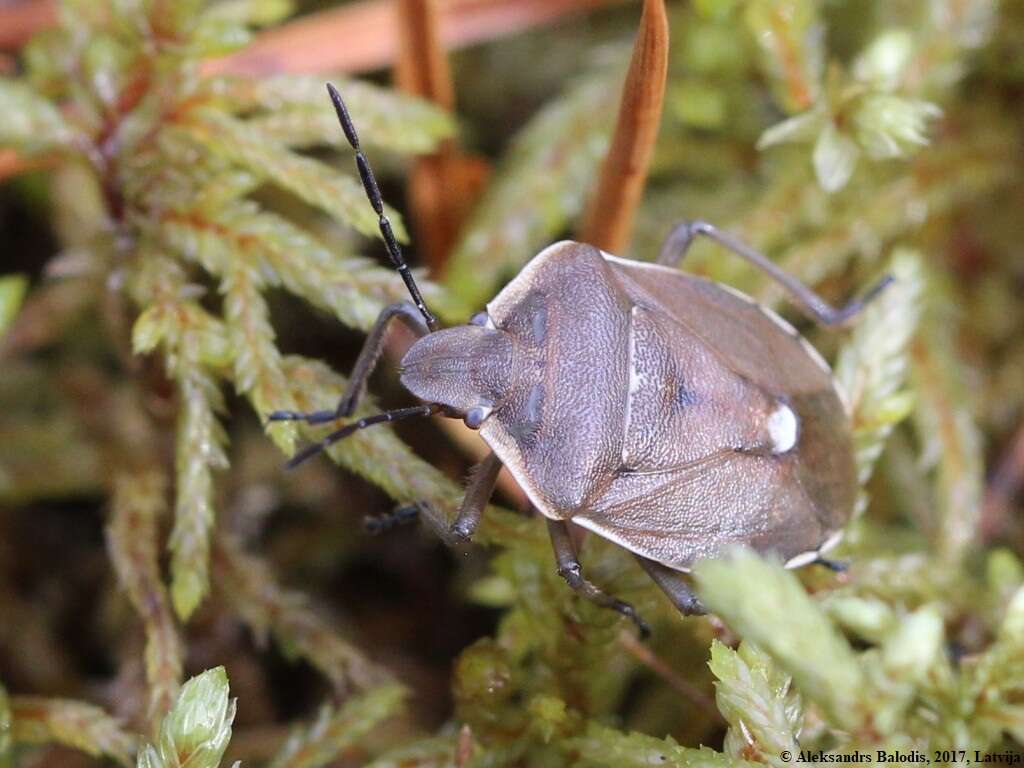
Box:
327;82;439;332
287;403;441;469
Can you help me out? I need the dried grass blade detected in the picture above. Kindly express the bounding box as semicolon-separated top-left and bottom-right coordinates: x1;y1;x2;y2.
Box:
578;0;668;252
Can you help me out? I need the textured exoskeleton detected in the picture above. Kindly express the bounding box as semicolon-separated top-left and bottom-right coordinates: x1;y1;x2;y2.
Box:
404;240;855;573
271;86;889;632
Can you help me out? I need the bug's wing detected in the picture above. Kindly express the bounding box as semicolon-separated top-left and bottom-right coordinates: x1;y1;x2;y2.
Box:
573;446;836;570
603;254;837;397
581;256;857;570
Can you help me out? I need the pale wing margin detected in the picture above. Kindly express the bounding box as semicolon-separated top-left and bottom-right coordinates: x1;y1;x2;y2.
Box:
575;449;832;571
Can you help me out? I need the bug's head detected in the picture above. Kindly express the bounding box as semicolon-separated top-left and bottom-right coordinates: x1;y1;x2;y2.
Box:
400;325;514;429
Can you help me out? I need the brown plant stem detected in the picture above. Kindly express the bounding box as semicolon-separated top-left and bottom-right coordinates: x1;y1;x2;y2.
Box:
201;0;624;78
617;630;721;721
578;0;668;252
981;419;1024;543
0;0;624;65
394;0;481;272
0;0;54;49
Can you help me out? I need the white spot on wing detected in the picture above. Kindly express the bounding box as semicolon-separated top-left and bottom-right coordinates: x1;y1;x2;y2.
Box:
784;549;820;569
784;529;846;570
767;403;799;454
819;529;844;555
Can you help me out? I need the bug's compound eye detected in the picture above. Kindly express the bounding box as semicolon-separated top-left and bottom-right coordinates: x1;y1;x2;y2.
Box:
464;405;492;430
468;311;490;327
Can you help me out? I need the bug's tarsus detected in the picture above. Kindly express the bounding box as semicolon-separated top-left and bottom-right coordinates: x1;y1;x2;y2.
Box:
364;504;421;535
326;82;439;332
634;555;707;617
448;451;502;543
362;453;500;544
286;403;441;469
548;518;651;636
658;219;893;327
813;556;849;573
267;409;342;425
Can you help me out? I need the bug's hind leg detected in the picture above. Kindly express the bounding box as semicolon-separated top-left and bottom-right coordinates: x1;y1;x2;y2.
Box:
634;555;706;617
656;220;892;327
268;301;429;425
365;451;503;546
547;519;650;636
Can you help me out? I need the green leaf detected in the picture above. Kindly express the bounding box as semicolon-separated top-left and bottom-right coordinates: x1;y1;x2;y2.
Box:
911;264;984;564
11;696;135;766
693;548;865;729
824;596;897;644
108;470;183;728
215;76;455;154
137;667;236;768
853;30;916;90
361;735;459;768
267;684;406;768
158;202;429;331
854;95;942;160
757;108;824;149
835;249;923;491
0;275;29;337
213;534;387;693
170;365;228;620
880;604;944;684
813;122;859;193
201;0;294;27
132;306;170;355
708;641;801;768
0;79;71;152
221;260;298;453
180;110;408;241
571;721;758;768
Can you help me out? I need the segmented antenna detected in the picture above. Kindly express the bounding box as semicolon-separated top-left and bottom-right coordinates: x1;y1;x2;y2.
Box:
326;82;439;332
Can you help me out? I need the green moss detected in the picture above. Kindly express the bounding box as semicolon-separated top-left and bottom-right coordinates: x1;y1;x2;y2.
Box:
1;0;1022;765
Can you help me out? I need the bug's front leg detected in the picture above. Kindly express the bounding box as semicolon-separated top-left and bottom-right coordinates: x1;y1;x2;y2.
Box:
657;220;892;327
268;301;429;425
547;518;650;636
634;555;706;617
366;451;503;546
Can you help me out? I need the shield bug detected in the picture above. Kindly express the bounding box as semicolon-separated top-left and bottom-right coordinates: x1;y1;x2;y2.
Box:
270;84;892;633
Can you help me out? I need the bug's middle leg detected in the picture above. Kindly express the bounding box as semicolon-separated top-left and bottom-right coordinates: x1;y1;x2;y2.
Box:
547;518;650;636
656;220;892;327
368;451;503;546
634;555;706;617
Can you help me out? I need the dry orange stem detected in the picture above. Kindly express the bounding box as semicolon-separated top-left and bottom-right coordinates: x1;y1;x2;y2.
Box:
1;0;624;66
395;0;480;273
0;0;55;49
202;0;624;78
0;0;620;183
578;0;668;252
981;419;1024;543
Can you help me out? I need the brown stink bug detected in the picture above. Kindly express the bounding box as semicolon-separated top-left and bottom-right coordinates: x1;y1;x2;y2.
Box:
269;84;892;633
